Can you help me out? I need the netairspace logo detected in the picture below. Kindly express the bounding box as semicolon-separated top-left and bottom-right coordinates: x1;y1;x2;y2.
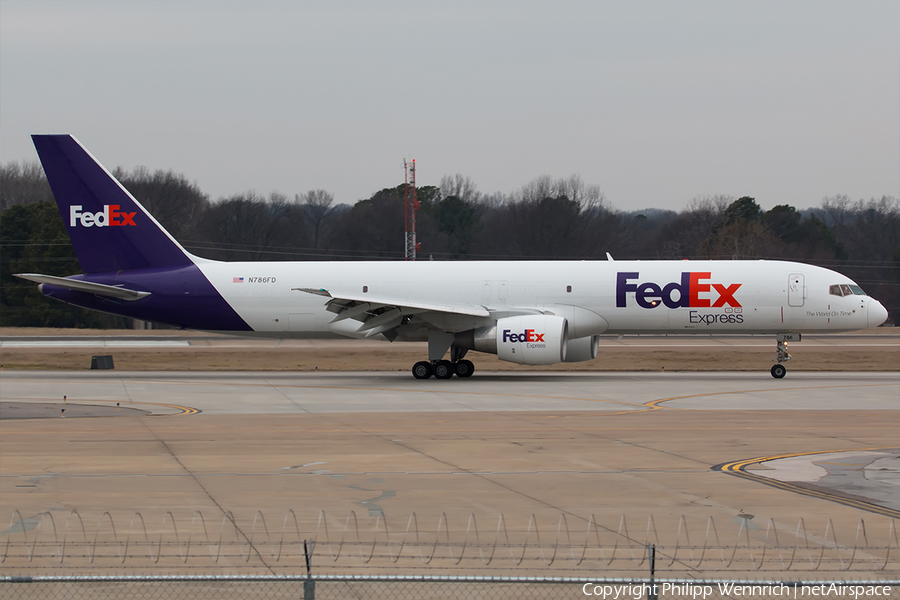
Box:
581;583;893;598
70;205;137;228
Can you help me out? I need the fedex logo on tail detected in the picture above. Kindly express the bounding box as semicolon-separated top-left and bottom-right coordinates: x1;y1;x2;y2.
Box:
616;272;742;309
70;205;137;228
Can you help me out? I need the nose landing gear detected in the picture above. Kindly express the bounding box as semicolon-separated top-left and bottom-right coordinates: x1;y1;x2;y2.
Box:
771;333;799;378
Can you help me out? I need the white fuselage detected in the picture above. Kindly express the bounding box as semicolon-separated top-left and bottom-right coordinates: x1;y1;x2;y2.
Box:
194;259;880;339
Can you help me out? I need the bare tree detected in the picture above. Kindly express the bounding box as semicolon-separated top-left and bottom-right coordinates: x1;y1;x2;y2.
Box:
439;174;481;204
113;166;209;240
296;189;335;250
655;195;733;258
0;161;53;211
471;175;610;259
197;192;294;261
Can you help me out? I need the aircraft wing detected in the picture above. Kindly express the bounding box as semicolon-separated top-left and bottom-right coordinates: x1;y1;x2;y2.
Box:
14;273;151;301
294;287;491;338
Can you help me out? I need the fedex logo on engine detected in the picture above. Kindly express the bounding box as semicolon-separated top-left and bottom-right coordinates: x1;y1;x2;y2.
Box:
69;205;137;228
502;329;545;343
616;272;742;309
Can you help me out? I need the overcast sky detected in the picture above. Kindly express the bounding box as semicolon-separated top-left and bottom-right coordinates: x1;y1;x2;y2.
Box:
1;1;898;212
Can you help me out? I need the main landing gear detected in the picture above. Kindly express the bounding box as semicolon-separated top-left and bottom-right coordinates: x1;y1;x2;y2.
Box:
771;333;799;379
412;359;475;380
413;333;477;380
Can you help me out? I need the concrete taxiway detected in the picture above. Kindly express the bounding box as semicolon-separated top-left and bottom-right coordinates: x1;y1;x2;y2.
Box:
1;370;897;415
1;370;898;574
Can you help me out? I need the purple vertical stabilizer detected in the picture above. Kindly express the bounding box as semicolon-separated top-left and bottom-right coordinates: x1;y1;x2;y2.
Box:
32;135;194;273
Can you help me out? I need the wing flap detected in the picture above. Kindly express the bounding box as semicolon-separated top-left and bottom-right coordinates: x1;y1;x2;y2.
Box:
294;288;490;318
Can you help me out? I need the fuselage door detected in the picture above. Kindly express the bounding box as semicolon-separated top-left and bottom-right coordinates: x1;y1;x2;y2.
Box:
498;280;509;300
788;273;805;307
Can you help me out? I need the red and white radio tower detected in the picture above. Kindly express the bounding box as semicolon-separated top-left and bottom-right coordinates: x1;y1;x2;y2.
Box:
403;158;419;261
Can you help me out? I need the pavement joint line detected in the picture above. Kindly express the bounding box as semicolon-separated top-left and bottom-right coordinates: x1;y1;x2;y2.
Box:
399;383;900;476
262;376;313;415
297;408;630;541
132;416;277;573
713;447;900;520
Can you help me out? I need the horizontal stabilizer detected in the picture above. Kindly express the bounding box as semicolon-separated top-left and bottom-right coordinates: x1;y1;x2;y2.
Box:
14;273;150;301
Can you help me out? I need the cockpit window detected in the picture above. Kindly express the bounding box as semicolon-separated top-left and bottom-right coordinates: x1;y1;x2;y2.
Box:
830;283;866;297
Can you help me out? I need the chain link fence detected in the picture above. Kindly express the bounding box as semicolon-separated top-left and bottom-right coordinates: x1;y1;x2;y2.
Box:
2;575;899;600
3;510;897;578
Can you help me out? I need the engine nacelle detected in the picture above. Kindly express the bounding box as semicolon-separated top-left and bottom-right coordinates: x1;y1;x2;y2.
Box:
496;315;568;365
542;305;608;338
564;335;600;362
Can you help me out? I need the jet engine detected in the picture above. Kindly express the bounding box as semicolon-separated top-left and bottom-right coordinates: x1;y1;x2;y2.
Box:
564;335;600;362
455;315;569;365
496;315;568;364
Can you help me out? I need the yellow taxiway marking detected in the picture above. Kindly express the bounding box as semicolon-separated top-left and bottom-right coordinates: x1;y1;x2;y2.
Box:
641;382;894;410
714;447;900;519
0;396;199;416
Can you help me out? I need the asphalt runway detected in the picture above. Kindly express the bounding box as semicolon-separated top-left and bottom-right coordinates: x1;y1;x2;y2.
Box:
1;370;898;573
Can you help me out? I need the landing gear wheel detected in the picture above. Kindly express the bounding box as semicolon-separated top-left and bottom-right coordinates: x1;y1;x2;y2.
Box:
455;359;475;378
771;364;786;379
412;361;433;379
433;360;454;379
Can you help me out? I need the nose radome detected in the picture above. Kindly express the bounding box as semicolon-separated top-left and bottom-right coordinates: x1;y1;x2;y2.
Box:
867;300;888;329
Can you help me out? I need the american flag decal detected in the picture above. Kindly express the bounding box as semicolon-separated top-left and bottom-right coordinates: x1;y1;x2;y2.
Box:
233;277;244;283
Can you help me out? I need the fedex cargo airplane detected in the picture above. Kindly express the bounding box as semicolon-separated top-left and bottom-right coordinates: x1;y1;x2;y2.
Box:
15;135;889;379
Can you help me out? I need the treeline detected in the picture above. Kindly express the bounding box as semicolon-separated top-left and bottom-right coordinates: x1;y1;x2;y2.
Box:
1;162;897;327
